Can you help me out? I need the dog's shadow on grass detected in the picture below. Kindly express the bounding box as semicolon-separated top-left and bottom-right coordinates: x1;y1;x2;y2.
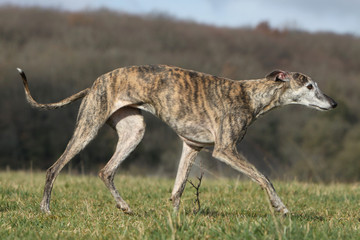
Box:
290;212;326;221
185;207;270;218
180;207;326;222
195;209;326;222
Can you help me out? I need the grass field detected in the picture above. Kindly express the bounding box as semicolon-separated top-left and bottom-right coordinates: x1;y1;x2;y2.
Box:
0;171;359;239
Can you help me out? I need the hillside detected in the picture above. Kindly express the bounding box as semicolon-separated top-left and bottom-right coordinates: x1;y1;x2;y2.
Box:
0;6;359;181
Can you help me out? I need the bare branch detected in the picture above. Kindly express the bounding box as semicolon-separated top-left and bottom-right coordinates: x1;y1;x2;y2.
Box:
187;172;204;214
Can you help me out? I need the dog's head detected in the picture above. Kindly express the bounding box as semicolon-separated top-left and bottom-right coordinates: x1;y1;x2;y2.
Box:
266;70;337;111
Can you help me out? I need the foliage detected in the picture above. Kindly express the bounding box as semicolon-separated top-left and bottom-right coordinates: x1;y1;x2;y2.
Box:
0;6;359;181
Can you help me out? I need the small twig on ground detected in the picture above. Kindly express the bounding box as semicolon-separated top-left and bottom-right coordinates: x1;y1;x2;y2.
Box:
187;172;204;214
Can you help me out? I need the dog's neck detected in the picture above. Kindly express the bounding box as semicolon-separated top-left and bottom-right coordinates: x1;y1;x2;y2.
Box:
240;78;286;118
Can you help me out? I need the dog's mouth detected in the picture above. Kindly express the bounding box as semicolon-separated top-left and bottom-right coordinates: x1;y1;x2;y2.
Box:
309;104;331;111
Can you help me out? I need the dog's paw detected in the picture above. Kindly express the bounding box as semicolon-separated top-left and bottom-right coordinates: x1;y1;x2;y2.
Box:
279;207;289;216
116;203;133;215
40;205;51;214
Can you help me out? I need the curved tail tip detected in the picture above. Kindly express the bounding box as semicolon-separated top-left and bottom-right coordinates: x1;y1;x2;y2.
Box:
16;68;23;74
16;68;26;79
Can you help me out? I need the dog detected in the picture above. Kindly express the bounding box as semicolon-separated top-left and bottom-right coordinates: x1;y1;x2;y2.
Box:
16;65;337;215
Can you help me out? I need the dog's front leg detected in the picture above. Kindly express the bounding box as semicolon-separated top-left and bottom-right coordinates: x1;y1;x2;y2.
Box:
212;146;289;215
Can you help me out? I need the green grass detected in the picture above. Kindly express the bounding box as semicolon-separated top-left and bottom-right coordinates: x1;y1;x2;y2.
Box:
0;171;359;239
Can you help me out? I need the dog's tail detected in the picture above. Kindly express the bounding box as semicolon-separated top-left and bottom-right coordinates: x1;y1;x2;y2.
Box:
16;68;90;110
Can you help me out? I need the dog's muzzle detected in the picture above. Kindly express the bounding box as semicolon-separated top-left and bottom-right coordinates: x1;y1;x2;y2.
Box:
324;94;337;109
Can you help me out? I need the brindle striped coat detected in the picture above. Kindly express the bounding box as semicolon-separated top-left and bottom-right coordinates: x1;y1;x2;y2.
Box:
17;64;337;215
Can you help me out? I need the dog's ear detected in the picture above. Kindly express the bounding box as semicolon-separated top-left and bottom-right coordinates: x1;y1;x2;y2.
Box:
266;70;290;82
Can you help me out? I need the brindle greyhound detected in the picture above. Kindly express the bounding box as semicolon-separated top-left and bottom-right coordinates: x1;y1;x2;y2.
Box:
16;65;337;215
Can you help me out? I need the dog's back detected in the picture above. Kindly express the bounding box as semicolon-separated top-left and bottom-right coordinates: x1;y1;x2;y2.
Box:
106;65;245;144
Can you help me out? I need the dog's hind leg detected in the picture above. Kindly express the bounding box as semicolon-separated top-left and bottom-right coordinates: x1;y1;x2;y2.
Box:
40;95;108;214
99;107;145;214
170;142;201;211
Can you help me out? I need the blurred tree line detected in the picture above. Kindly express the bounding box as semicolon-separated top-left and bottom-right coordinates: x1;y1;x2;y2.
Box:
0;6;359;182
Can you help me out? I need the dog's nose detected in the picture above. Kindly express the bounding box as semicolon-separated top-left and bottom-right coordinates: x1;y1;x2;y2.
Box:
325;94;337;109
331;100;337;108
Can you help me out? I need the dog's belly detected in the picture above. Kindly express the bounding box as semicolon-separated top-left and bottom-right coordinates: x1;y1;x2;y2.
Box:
177;127;214;146
167;118;215;147
135;103;214;146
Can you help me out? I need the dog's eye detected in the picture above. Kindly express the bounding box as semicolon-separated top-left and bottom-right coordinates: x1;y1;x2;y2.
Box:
307;84;313;90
